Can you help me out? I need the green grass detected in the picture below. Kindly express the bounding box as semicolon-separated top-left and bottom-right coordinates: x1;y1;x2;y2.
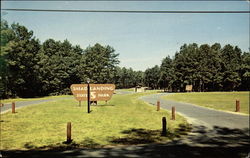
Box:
163;92;249;114
1;91;189;150
0;95;70;104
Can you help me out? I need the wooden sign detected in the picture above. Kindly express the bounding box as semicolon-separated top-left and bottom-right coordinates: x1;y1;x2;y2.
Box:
185;85;193;92
70;84;115;101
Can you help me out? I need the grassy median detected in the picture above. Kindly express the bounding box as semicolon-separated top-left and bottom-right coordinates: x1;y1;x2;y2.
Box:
163;92;249;114
1;91;189;150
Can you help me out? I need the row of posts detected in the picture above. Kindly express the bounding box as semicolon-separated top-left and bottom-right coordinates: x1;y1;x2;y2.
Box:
2;99;240;115
157;101;176;120
56;98;243;143
65;117;169;143
0;102;16;113
0;100;242;142
65;118;170;142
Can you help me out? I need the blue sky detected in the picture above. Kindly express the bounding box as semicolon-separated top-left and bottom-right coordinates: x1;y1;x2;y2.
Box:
1;1;249;71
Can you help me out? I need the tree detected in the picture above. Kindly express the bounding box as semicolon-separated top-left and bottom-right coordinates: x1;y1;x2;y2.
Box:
239;52;250;90
133;70;144;87
0;20;15;98
4;23;41;97
171;43;199;92
78;43;120;84
221;44;242;90
159;56;173;90
210;43;223;91
38;39;83;95
144;65;160;89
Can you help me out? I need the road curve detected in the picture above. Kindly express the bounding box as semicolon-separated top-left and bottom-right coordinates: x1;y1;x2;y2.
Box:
140;93;249;149
0;91;133;113
1;92;250;157
139;93;249;129
0;96;73;113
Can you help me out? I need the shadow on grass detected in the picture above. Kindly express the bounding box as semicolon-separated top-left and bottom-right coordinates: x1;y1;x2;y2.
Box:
23;137;102;151
108;124;191;145
2;125;249;158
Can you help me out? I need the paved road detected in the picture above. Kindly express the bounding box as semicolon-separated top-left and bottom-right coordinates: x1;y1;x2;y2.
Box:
139;93;250;149
0;96;73;113
0;90;132;113
115;90;135;95
139;93;249;129
1;92;250;158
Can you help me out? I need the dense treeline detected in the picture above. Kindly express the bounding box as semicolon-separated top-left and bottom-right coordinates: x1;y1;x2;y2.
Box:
0;20;122;98
145;43;250;92
1;20;249;98
115;67;144;89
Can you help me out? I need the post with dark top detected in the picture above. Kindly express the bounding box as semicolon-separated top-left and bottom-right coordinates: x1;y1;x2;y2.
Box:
0;103;2;119
236;100;240;112
172;106;175;120
162;117;167;136
87;78;90;113
157;101;160;111
12;102;15;113
67;122;71;143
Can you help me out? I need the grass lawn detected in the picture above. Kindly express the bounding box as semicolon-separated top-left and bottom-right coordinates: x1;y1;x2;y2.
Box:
0;95;70;104
163;92;249;114
1;91;189;150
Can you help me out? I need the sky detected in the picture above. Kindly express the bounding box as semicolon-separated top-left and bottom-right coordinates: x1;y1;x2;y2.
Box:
1;1;249;71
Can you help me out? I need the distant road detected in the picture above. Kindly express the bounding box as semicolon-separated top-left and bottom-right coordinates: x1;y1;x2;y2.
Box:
115;90;135;95
0;91;132;113
0;96;73;113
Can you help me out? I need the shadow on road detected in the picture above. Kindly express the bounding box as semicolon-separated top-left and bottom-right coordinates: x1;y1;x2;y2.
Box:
2;125;249;158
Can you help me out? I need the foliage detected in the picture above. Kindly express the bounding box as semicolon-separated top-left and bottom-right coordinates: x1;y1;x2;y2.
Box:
158;43;249;92
159;56;173;90
0;20;122;98
115;67;144;88
1;19;249;98
77;43;119;84
144;65;160;89
3;22;41;97
38;39;83;95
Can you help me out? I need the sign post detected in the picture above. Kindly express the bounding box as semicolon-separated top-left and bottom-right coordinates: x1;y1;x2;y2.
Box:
87;78;90;113
70;83;115;113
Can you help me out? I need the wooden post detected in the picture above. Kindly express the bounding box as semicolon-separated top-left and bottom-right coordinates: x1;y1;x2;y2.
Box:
79;101;81;107
172;106;175;120
12;102;15;113
236;100;240;112
162;117;167;136
157;101;160;111
67;122;72;143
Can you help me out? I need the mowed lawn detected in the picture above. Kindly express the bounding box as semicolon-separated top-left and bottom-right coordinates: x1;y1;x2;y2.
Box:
1;91;189;150
163;92;249;114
